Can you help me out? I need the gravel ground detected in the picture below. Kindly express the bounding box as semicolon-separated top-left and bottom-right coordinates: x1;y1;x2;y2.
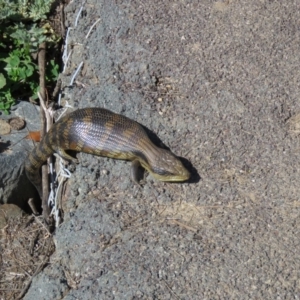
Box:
24;0;300;299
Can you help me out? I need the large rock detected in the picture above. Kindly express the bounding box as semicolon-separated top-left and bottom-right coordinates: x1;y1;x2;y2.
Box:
22;0;300;299
0;102;40;209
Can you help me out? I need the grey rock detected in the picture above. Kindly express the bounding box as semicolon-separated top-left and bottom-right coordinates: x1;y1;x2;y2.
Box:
0;101;40;208
23;265;69;300
24;0;300;299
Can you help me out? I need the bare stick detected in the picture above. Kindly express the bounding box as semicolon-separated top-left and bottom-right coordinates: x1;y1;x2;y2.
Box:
85;18;101;39
28;198;39;215
62;27;73;65
70;62;83;86
75;1;86;27
38;42;50;219
38;92;52;132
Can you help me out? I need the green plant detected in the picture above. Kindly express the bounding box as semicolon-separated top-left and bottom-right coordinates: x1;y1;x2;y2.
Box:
0;0;55;21
4;49;36;81
0;0;60;114
0;73;14;114
46;59;59;82
10;23;47;50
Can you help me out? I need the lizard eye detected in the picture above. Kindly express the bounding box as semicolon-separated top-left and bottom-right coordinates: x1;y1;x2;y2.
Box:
152;167;173;176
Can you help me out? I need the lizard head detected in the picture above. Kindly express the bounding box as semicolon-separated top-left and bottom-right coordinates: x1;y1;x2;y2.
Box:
141;147;190;182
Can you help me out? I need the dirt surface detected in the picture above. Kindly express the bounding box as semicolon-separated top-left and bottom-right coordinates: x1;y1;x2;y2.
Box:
21;0;300;299
0;205;55;300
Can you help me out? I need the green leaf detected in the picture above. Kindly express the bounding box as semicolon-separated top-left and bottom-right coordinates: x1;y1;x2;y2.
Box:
19;68;26;79
25;64;34;77
9;55;20;67
0;73;6;89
